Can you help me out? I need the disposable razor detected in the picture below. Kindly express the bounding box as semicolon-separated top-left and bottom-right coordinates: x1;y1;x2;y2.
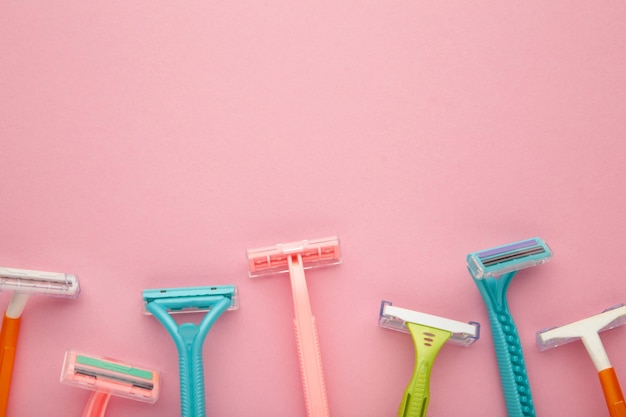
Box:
142;285;238;417
60;350;159;417
537;304;626;417
247;237;341;417
379;301;480;417
467;238;552;417
0;266;80;416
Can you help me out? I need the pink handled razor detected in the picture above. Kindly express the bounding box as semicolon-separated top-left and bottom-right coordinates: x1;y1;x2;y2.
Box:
60;350;159;417
247;237;341;417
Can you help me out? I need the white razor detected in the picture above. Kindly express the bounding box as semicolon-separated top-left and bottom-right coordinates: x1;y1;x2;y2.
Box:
538;304;626;417
1;266;80;416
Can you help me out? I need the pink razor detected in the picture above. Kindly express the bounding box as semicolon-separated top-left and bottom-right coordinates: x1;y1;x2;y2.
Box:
247;236;341;417
60;350;159;417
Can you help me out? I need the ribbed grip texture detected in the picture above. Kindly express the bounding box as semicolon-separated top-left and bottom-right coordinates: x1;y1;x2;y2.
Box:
193;353;207;417
401;361;430;417
294;316;330;417
178;352;192;417
474;275;535;417
177;345;207;417
487;306;535;417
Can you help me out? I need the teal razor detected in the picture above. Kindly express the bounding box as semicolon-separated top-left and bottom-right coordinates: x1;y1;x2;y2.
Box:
142;285;238;417
467;238;552;417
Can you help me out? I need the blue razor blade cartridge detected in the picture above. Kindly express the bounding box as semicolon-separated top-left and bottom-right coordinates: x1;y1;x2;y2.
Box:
142;285;239;314
467;238;552;279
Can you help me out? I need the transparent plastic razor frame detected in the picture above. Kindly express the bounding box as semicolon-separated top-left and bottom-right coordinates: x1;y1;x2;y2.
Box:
0;266;80;298
467;238;552;279
60;350;159;403
247;236;342;277
142;285;239;315
537;304;626;351
379;301;480;347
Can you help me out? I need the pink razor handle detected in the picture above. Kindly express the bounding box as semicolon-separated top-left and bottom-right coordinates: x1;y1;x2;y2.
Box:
81;392;111;417
288;254;330;417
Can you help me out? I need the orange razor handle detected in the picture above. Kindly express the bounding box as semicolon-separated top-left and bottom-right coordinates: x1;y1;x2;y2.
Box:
0;314;21;417
599;368;626;417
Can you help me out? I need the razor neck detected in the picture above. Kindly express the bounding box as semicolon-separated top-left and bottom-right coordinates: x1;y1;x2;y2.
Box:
146;297;232;357
581;332;612;371
287;254;313;320
474;272;515;312
6;293;30;319
400;322;452;417
81;391;111;417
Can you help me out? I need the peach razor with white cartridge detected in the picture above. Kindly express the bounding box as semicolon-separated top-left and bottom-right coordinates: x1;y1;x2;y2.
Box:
0;266;80;416
247;237;341;417
537;304;626;417
61;350;159;417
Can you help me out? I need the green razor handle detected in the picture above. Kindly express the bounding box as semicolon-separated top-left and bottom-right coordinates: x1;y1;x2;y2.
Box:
399;323;452;417
380;301;480;417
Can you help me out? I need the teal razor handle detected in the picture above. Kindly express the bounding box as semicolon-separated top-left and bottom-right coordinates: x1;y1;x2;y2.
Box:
473;273;535;417
143;286;238;417
468;237;551;417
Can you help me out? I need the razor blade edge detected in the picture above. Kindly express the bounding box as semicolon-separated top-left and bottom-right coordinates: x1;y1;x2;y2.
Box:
247;236;341;277
537;304;626;351
467;237;552;279
142;285;239;315
0;267;79;298
61;350;159;403
379;301;480;347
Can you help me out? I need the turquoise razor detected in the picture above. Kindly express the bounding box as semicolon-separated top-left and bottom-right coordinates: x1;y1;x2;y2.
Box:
142;285;238;417
467;238;552;417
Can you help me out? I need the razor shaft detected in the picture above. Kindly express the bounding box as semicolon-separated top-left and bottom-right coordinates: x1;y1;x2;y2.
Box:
81;391;111;417
399;323;451;417
599;368;626;417
146;296;232;417
474;273;535;417
0;313;21;417
288;254;330;417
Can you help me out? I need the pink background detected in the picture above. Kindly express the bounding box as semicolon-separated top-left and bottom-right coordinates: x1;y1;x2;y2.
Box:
1;2;625;416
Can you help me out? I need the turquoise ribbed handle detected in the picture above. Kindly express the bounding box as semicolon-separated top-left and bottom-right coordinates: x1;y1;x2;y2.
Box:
178;349;193;417
193;352;207;416
146;296;232;417
473;274;535;417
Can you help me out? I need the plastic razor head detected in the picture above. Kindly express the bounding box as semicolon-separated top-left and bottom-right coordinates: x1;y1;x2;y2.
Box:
247;236;341;277
467;237;552;279
60;350;159;403
142;285;239;314
379;301;480;347
537;304;626;351
0;266;80;298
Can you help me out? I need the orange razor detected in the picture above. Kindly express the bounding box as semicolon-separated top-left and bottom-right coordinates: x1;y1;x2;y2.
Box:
538;304;626;417
0;267;80;416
